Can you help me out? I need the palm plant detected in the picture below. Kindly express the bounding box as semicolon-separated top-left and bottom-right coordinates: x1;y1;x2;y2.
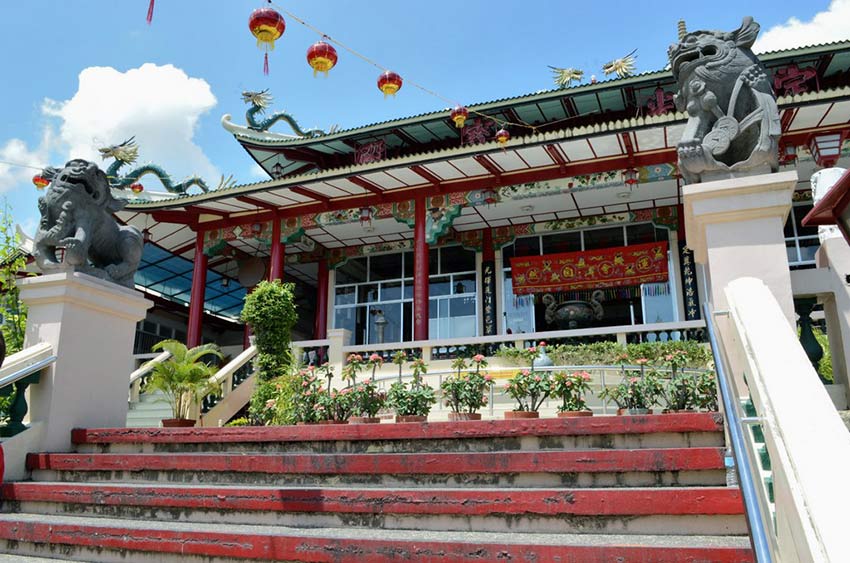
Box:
145;340;223;421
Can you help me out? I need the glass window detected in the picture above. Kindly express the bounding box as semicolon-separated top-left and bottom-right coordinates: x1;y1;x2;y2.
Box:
542;231;581;254
335;257;367;284
369;303;401;344
513;236;541;258
793;204;818;238
380;281;402;301
583;226;625;250
784;202;820;266
335;286;356;305
786;240;798;263
357;284;378;304
626;223;657;246
403;280;414;299
403;252;414;278
799;238;819;262
452;273;476;295
369;253;402;281
430;276;451;296
440;246;476;273
429;248;439;275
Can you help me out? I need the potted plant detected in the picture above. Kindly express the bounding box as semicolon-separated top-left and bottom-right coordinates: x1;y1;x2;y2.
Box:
346;353;386;423
387;357;435;422
145;339;223;427
661;372;699;413
292;366;324;424
503;368;551;418
551;370;594;417
317;387;354;424
599;371;663;415
441;354;493;421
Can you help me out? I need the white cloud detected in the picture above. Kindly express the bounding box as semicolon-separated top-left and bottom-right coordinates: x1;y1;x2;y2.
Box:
0;127;53;193
42;63;219;192
754;0;850;53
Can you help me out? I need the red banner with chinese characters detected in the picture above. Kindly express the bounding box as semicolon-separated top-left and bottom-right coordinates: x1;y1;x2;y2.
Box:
510;241;668;294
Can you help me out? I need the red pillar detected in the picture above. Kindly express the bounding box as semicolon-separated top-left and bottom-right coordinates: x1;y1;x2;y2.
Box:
269;218;285;281
314;260;329;339
187;230;208;348
413;195;429;340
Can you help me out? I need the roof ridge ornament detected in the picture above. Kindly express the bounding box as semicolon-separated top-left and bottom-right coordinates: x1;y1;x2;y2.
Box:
240;89;337;137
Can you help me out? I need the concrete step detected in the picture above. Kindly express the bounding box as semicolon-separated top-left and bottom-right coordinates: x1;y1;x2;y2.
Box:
26;447;727;488
0;482;746;536
0;512;754;562
74;413;725;454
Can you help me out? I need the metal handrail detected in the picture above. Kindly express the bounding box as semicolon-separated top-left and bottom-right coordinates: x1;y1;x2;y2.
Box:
703;302;773;563
0;354;56;390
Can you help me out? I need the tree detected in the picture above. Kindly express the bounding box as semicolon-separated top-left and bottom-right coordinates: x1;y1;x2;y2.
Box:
0;198;27;355
145;340;223;421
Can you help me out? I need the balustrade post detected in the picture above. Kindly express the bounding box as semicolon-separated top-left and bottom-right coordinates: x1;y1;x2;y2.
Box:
327;329;351;385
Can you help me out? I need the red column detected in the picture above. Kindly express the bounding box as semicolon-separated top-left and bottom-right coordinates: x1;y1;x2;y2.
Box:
413;195;429;340
269;218;285;281
314;260;329;339
187;230;208;348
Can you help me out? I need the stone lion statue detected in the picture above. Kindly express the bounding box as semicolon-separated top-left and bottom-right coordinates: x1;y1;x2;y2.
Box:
33;159;144;288
669;17;780;184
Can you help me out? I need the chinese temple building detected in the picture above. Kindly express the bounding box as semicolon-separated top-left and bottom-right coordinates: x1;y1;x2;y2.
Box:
119;39;850;355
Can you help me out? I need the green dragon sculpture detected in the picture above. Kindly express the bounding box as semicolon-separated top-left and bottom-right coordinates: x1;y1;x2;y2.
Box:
242;90;337;137
98;137;234;195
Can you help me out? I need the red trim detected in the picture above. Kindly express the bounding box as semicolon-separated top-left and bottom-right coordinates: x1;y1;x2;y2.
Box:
314;260;329;339
802;168;850;243
27;448;725;474
473;155;503;178
413;194;429;340
409;164;443;185
0;519;754;562
71;413;723;445
236;195;280;212
482;228;495;261
1;483;743;516
186;231;207;348
290;186;330;204
348;176;384;196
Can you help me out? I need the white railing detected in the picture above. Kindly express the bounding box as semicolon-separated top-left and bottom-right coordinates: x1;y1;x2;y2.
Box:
128;350;172;402
341;320;706;358
719;277;850;561
0;342;57;437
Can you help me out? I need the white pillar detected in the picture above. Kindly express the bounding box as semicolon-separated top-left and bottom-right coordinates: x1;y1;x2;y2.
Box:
683;170;798;326
18;272;152;452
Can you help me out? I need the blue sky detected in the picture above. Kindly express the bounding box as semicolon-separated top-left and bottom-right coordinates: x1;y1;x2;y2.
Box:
1;0;846;233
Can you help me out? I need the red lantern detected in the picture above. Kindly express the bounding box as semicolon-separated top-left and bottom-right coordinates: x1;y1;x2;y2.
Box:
495;127;510;146
450;106;469;129
249;7;286;75
130;183;144;194
378;71;403;98
32;175;49;190
306;40;338;77
623;168;639;186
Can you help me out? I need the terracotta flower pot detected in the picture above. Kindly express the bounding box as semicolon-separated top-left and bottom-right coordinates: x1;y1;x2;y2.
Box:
349;416;381;424
161;418;196;428
616;408;654;415
557;410;593;418
395;415;427;423
504;410;539;419
319;420;349;425
448;412;482;421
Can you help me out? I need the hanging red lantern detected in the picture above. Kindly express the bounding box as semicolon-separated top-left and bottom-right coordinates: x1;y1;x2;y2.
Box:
623;168;639;186
249;6;286;76
130;183;144;194
495;127;511;146
306;40;338;77
377;71;403;98
32;175;49;190
450;106;469;129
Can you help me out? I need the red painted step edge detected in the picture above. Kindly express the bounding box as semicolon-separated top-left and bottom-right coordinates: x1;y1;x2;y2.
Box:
26;448;725;474
0;519;754;562
71;412;723;445
1;483;744;516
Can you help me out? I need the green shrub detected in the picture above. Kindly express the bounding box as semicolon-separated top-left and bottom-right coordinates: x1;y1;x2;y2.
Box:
249;373;298;425
225;417;251;427
241;280;298;381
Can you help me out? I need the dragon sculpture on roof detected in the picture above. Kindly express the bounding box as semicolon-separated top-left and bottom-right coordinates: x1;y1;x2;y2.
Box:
241;90;337;137
98;137;234;195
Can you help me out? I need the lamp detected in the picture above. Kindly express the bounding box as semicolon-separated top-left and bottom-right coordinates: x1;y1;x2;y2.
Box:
455;281;466;294
482;188;499;207
359;207;374;232
271;162;284;179
623;168;639;187
251;222;264;235
142;228;152;243
429;207;443;221
780;143;798;164
221;277;230;288
808;133;843;168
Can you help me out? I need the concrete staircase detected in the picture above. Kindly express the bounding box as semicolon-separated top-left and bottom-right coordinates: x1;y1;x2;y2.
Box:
0;413;753;562
125;390;173;428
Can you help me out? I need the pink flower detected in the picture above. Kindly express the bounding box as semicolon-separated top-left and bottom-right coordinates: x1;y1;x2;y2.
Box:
528;347;537;354
629;377;639;384
635;358;649;365
369;353;382;363
534;375;541;382
484;374;492;382
582;373;591;381
522;370;530;376
665;354;674;361
565;380;572;387
473;354;485;363
539;341;546;347
265;399;276;409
